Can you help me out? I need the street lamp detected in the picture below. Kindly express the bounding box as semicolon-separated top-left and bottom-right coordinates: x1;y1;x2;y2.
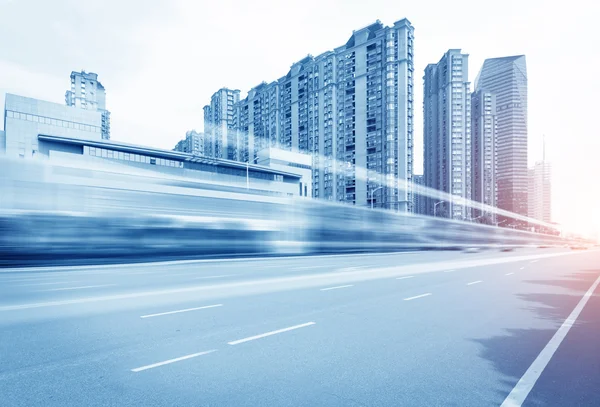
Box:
433;201;444;217
494;219;508;227
370;186;384;209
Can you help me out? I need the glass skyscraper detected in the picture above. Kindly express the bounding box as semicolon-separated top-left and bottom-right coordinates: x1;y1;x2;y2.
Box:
475;55;528;220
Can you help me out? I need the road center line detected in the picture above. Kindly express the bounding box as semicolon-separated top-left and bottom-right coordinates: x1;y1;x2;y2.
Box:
467;280;482;286
192;274;237;280
228;322;316;345
396;276;415;280
37;284;116;292
501;273;600;407
505;272;515;276
131;350;217;372
140;304;223;319
320;284;354;291
404;293;432;301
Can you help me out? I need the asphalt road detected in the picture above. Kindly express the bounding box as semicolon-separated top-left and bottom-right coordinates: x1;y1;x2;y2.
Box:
0;248;598;406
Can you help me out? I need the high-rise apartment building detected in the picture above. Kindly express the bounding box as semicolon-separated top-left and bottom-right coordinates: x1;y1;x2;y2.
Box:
412;174;425;215
65;71;110;140
475;55;528;219
423;49;471;220
215;19;415;211
471;90;497;221
232;81;279;163
173;130;205;156
203;88;241;160
528;161;551;224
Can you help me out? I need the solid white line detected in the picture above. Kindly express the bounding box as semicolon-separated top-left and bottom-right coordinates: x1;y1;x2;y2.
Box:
396;276;415;280
501;273;600;407
467;280;482;286
228;322;316;345
140;304;223;319
131;350;217;372
192;274;236;280
320;284;354;291
404;293;432;301
37;284;116;292
505;272;515;276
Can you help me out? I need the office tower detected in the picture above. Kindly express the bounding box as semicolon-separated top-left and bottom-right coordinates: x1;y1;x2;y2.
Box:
471;90;497;222
65;71;111;140
423;49;471;220
173;130;205;156
475;55;528;219
224;19;415;210
203;88;240;160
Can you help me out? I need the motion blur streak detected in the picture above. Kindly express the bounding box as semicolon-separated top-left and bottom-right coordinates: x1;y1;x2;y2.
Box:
0;157;588;267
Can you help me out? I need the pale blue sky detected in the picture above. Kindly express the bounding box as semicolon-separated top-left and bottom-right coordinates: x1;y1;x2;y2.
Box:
1;0;598;236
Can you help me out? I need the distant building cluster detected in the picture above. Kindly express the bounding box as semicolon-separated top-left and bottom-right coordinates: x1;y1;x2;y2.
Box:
1;17;551;227
186;19;415;211
417;53;536;226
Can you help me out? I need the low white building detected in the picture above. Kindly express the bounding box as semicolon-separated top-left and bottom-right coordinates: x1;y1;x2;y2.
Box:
257;148;312;198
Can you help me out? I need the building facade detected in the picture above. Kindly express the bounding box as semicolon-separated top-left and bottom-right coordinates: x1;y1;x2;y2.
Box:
203;88;241;160
215;19;415;211
174;130;205;156
471;90;497;222
474;55;528;219
3;93;103;158
65;71;111;140
528;161;551;223
411;174;425;215
423;49;471;220
33;134;304;198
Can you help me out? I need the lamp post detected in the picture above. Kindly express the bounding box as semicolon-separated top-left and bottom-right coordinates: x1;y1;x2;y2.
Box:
370;186;384;209
433;201;444;217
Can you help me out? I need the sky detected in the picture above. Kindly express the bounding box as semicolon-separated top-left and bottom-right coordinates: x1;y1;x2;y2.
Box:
1;0;598;238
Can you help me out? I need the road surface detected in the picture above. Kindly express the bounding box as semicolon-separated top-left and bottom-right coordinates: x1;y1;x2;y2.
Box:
1;248;599;406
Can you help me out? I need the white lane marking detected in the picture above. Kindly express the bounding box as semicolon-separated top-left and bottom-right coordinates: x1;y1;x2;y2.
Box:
320;284;354;291
404;293;432;301
37;284;116;292
467;280;482;286
506;272;515;276
131;350;217;372
396;276;415;280
192;274;237;280
228;322;316;345
444;269;456;273
140;304;223;319
501;273;600;407
17;281;82;287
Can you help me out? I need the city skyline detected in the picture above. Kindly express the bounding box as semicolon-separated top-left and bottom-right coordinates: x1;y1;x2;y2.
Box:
0;0;597;235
